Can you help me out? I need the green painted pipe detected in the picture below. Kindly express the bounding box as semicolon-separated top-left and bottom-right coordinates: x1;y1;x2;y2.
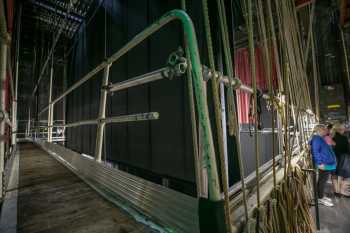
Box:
164;10;221;201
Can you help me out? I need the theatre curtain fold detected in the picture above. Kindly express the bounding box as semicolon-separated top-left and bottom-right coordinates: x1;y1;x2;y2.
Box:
234;46;278;124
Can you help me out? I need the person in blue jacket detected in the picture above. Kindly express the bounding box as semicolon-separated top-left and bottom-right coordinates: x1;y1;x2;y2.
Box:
310;124;337;207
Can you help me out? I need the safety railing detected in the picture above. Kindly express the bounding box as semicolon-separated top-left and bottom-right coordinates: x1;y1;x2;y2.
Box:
26;120;65;142
32;9;222;201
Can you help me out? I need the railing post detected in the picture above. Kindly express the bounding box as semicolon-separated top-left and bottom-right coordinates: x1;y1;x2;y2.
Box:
26;108;31;137
48;104;54;142
177;12;220;200
95;64;111;162
47;56;53;142
12;78;17;144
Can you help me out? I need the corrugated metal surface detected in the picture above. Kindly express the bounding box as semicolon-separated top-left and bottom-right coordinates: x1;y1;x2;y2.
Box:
36;140;200;233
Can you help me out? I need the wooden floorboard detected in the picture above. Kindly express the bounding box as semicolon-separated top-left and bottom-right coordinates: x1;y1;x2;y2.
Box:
17;143;153;233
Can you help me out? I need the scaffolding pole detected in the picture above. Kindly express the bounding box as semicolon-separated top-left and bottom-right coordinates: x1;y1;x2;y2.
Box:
12;3;22;146
95;64;111;162
47;55;54;142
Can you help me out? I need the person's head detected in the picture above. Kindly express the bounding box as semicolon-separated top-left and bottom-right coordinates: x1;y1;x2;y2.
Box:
313;124;327;137
332;123;346;135
326;123;333;135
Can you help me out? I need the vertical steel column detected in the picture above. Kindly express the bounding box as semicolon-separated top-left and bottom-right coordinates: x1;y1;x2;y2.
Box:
48;104;54;142
12;3;22;146
0;41;7;200
29;109;32;137
47;56;54;142
25;119;27;136
217;42;228;186
95;64;111;162
12;60;17;142
220;83;228;184
277;113;284;155
312;169;320;230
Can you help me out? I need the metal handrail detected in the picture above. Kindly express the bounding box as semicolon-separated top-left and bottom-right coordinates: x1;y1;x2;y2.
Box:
32;10;220;201
58;112;159;128
39;11;192;113
108;68;168;93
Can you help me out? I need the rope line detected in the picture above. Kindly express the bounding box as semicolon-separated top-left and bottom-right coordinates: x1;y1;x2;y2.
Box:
201;0;233;231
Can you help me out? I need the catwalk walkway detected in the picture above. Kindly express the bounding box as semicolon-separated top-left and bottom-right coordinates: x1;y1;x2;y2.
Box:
1;143;153;233
317;182;350;233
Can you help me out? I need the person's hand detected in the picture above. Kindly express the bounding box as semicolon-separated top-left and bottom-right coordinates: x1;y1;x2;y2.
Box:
318;164;325;170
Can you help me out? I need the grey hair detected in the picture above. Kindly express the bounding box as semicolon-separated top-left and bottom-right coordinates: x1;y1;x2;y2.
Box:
331;122;345;135
313;124;326;135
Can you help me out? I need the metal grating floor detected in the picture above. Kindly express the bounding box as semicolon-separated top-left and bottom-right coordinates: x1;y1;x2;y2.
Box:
16;143;153;233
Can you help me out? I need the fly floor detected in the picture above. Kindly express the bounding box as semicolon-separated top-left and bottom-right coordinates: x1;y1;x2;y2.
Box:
17;143;153;233
313;180;350;233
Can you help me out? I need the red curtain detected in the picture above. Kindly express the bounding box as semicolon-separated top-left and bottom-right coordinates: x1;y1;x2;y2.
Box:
234;47;278;123
6;0;14;34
